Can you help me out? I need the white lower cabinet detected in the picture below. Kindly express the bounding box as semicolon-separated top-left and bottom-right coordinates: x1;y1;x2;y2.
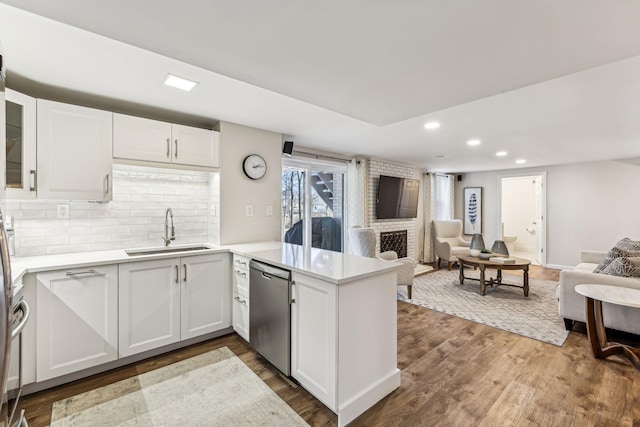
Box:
119;254;230;357
290;272;337;410
232;255;250;341
36;266;118;382
180;254;231;340
119;258;181;357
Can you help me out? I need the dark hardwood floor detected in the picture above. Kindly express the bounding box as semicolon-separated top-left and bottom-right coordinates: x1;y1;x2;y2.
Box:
21;264;640;426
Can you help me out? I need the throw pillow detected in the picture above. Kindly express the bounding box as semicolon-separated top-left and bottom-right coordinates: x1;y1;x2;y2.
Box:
615;237;640;251
593;247;640;273
600;257;640;278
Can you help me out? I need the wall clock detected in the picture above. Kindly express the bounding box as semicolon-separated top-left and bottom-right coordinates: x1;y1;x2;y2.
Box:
242;154;267;180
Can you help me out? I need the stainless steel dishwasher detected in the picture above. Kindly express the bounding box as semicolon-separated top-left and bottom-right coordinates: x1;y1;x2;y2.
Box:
249;260;292;376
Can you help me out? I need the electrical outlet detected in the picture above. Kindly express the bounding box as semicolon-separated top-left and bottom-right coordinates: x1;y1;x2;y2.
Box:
266;205;273;216
57;204;70;219
245;205;254;217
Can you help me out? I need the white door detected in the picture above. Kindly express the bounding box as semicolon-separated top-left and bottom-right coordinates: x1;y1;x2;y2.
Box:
113;113;172;163
119;258;181;357
180;254;231;340
290;272;337;411
36;266;118;381
171;124;219;168
36;99;113;201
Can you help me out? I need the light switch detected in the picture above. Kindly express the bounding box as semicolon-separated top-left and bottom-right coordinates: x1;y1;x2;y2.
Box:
245;205;254;217
266;205;273;216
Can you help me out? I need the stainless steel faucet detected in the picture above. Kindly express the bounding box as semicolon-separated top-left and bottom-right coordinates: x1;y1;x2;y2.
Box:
162;208;175;246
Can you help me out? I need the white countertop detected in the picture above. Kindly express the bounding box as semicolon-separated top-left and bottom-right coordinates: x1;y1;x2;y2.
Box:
575;284;640;309
11;241;399;286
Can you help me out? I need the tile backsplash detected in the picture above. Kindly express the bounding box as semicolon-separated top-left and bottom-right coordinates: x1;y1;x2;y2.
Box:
7;164;220;257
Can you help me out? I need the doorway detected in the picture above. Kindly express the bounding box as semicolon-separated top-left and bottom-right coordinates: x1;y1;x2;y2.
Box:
497;173;546;266
281;159;346;252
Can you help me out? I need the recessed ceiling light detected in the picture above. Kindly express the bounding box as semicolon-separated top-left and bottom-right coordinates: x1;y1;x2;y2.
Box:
496;151;508;157
424;121;440;129
163;74;198;91
467;139;481;146
515;159;527;164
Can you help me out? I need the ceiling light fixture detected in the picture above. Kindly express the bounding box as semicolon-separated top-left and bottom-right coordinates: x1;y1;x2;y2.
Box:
424;121;440;129
467;139;481;146
163;74;198;91
515;159;527;164
496;151;507;157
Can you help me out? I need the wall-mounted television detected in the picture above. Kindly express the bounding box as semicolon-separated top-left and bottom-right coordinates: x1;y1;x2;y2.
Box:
376;175;420;219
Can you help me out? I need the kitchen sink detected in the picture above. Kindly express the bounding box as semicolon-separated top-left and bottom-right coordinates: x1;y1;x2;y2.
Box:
125;245;213;257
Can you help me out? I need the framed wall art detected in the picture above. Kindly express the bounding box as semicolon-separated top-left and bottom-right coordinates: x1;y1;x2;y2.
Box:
463;187;482;234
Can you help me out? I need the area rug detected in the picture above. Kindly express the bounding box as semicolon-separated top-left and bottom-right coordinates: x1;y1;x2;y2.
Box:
50;347;308;426
398;268;569;346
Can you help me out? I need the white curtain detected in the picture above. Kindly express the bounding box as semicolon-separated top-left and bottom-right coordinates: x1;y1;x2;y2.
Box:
423;173;454;262
346;158;368;253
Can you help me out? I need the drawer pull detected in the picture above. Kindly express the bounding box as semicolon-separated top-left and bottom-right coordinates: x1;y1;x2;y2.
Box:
66;269;98;276
234;269;247;277
234;296;247;305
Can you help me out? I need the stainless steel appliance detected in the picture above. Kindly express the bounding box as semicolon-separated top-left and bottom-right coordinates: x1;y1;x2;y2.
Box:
1;37;29;427
249;260;292;376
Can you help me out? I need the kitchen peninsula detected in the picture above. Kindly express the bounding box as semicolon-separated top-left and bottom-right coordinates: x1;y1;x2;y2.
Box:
11;242;401;427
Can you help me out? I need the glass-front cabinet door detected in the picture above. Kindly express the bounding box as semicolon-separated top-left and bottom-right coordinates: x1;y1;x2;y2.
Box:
5;88;36;199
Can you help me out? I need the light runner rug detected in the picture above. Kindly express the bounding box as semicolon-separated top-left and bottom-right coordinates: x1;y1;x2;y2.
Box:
50;347;308;426
398;268;569;346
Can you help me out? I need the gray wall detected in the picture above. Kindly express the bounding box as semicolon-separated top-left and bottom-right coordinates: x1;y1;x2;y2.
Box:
218;121;282;244
454;159;640;268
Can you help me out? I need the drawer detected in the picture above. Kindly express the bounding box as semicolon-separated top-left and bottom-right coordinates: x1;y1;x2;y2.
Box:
232;290;249;342
233;255;250;270
232;266;249;298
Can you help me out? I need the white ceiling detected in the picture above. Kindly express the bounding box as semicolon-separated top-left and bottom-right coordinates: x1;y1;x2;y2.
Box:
2;1;640;172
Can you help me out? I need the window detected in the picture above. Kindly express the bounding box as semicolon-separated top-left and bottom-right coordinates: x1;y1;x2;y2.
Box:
434;173;453;220
282;159;346;252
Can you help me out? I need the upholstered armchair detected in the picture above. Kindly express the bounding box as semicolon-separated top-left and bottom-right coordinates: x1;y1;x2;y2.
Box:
432;220;471;270
348;226;416;299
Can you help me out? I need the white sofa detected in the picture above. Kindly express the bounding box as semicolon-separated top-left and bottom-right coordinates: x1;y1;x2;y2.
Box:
557;250;640;334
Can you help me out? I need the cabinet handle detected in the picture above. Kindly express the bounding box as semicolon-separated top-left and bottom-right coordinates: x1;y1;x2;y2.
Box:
290;280;296;304
66;269;98;276
183;264;187;282
234;296;247;305
175;265;179;283
29;170;37;192
235;260;247;267
166;138;170;158
234;269;247;277
174;139;178;158
104;174;110;196
11;300;30;340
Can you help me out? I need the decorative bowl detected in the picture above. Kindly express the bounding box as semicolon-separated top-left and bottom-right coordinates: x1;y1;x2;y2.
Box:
479;252;493;260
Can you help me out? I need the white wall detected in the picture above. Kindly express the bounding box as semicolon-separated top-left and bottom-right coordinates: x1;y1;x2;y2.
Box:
455;159;640;268
218;121;282;244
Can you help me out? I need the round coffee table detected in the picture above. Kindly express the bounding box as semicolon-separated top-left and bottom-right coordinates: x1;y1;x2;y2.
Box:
575;284;640;371
457;255;531;296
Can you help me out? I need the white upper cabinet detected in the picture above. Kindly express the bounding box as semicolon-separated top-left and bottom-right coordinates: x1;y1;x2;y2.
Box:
113;113;219;168
113;113;172;163
5;89;37;199
37;99;113;201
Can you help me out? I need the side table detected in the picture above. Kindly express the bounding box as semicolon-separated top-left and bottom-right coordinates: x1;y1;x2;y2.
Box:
575;284;640;371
